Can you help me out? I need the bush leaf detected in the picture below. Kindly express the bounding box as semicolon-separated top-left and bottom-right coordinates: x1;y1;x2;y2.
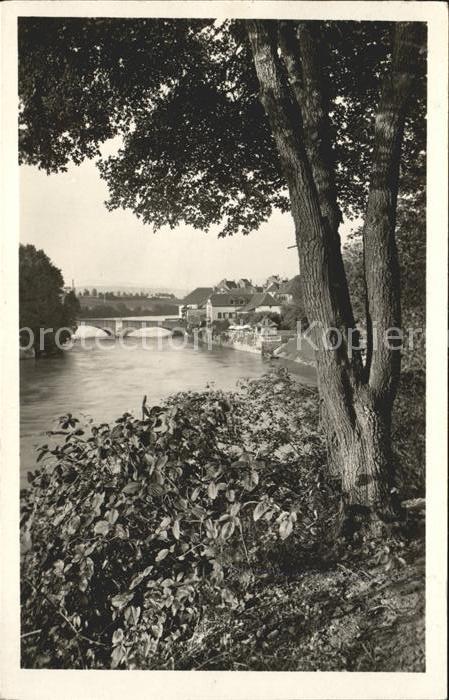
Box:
155;548;169;562
94;520;110;536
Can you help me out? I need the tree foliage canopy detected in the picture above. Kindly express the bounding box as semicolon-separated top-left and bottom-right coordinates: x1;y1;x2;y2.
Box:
19;244;79;349
19;18;426;236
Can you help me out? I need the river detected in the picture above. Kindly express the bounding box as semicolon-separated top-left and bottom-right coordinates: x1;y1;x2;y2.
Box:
20;329;316;486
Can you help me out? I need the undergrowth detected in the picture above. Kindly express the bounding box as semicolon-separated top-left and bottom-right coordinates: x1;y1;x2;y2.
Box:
20;369;425;670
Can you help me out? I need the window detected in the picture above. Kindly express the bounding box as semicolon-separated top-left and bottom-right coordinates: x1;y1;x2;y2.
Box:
218;312;222;319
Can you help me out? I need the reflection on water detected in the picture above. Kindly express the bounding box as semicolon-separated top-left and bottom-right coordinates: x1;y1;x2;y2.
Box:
20;336;315;484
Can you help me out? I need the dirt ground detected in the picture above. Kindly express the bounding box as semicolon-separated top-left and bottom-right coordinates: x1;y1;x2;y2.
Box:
176;534;425;671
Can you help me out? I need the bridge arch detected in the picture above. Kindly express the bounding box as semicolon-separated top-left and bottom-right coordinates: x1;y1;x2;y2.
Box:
76;317;186;338
90;326;114;337
122;326;173;338
75;321;116;338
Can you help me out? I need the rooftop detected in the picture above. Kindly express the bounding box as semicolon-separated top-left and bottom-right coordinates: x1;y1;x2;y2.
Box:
218;279;238;289
277;279;296;294
208;291;254;307
181;287;214;306
240;292;279;313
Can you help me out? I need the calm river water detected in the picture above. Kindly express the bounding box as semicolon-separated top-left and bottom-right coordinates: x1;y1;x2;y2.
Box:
20;330;316;485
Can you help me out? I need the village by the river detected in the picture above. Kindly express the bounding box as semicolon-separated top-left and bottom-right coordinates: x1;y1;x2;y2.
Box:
20;276;317;486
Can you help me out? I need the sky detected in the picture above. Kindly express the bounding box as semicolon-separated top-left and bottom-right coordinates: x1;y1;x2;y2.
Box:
20;153;356;295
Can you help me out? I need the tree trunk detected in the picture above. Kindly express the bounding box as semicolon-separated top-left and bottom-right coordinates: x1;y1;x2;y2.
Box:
278;20;364;480
247;20;421;533
362;22;421;401
328;385;396;532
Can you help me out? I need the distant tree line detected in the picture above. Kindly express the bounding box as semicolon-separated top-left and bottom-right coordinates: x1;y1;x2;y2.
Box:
80;289;151;299
80;302;178;318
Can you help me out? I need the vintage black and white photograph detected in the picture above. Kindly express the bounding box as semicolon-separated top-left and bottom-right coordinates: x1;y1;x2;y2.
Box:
1;0;446;693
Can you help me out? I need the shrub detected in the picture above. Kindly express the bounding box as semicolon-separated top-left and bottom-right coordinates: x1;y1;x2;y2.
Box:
211;319;230;335
21;371;336;669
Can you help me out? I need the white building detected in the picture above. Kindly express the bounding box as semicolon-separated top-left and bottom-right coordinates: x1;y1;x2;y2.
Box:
178;287;213;320
206;292;253;322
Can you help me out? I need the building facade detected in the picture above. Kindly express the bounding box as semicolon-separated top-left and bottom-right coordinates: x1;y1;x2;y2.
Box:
206;291;253;322
178;287;213;321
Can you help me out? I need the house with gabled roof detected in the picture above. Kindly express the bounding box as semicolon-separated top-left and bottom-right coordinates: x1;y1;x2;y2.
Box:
274;279;296;304
216;279;238;292
178;287;213;320
238;291;282;315
255;315;280;337
206;290;254;322
237;278;254;289
263;277;300;305
264;274;282;289
265;281;280;294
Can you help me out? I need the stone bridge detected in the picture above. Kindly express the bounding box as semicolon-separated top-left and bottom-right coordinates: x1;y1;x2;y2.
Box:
77;316;185;337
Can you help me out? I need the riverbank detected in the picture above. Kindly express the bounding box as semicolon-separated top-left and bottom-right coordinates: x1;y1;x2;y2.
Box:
194;328;317;367
20;368;425;670
272;334;316;365
190;330;317;386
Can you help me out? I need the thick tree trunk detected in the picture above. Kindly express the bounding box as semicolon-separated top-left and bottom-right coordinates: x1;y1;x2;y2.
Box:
278;21;364;480
328;385;396;531
247;20;421;533
362;23;421;401
314;347;396;530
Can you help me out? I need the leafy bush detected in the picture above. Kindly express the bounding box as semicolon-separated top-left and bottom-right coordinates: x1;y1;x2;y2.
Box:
21;371;337;669
211;319;230;335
